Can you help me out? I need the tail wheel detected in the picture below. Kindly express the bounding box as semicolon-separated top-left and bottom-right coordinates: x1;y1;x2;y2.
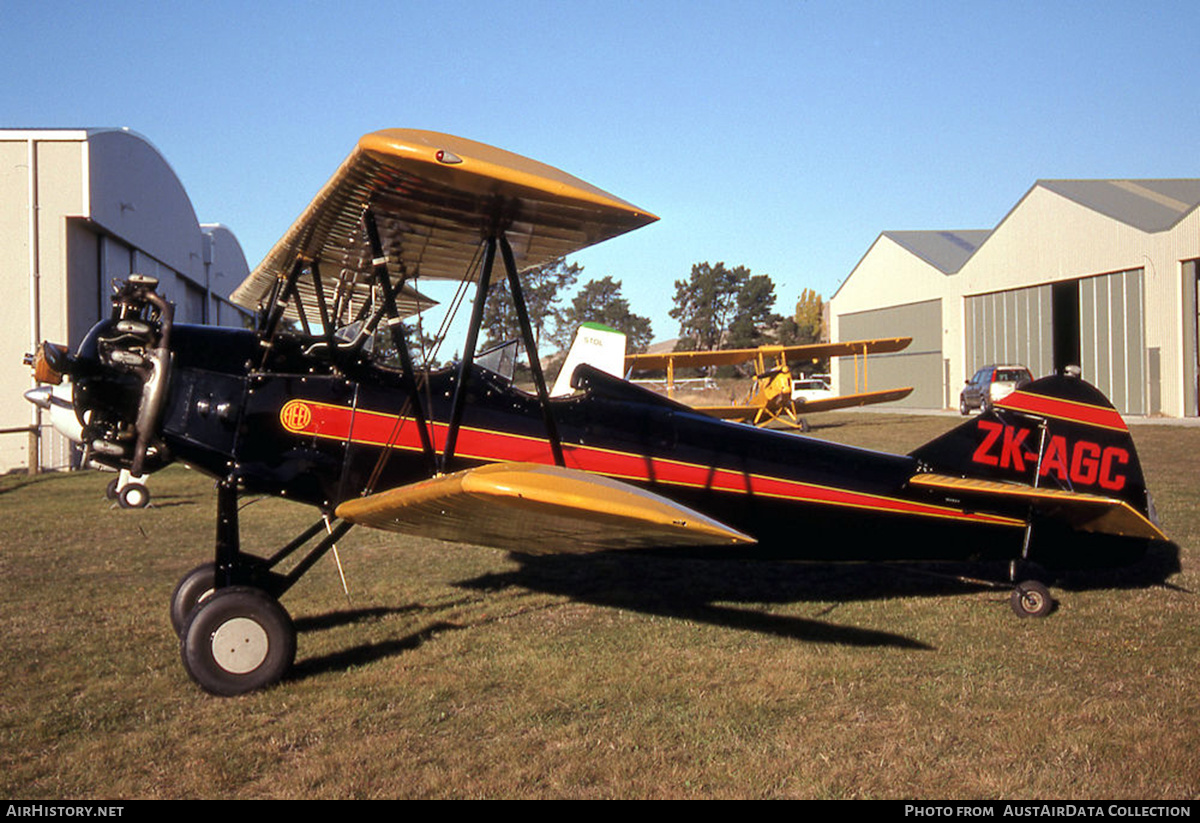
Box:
181;587;295;696
1010;580;1054;618
169;563;217;637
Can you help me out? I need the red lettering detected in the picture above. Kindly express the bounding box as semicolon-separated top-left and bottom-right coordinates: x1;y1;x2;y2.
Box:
1069;441;1101;485
1099;447;1129;491
1038;435;1069;482
972;420;1002;466
1000;426;1031;471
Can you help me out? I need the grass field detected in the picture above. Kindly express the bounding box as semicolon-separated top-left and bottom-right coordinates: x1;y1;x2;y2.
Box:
1;413;1196;799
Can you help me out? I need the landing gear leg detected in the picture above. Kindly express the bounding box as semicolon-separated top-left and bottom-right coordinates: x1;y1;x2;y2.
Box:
172;476;353;694
1008;518;1055;618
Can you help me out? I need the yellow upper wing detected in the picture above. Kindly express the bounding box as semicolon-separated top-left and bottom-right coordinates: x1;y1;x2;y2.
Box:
233;130;658;324
335;462;754;554
625;338;912;372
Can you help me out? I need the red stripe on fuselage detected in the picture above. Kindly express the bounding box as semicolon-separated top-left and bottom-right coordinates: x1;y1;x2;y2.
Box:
284;400;1022;528
997;391;1127;432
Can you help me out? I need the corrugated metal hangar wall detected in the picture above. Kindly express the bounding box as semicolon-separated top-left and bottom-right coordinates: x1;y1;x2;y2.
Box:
0;129;250;472
831;180;1200;418
964;269;1147;416
837;299;944;409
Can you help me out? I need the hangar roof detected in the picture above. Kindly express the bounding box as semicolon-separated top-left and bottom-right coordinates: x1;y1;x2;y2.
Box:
881;229;991;274
1038;179;1200;233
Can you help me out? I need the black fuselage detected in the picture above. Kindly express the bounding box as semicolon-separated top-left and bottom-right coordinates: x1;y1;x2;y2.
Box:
141;325;1042;564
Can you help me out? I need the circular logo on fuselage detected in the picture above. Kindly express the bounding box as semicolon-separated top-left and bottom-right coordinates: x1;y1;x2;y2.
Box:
280;400;313;433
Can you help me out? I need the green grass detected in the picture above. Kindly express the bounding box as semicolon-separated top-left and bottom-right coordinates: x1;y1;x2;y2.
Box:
1;415;1197;799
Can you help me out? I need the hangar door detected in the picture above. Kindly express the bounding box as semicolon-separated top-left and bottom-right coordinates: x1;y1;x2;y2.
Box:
964;285;1054;381
965;269;1145;415
837;299;942;408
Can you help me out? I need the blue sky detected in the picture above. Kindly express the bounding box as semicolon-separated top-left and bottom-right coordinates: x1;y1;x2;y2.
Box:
4;1;1198;345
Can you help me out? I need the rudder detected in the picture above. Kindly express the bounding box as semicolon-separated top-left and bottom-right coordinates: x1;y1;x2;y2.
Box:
911;374;1152;520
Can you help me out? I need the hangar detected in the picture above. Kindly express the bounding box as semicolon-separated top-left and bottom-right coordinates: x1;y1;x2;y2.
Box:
0;128;251;472
829;179;1200;418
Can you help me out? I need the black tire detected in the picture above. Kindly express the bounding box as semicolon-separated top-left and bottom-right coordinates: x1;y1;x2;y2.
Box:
105;477;120;500
170;563;217;637
1010;580;1054;618
959;396;969;416
181;587;295;696
118;482;150;509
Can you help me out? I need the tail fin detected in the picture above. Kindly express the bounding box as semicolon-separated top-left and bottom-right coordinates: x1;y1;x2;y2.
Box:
911;375;1151;518
550;323;627;397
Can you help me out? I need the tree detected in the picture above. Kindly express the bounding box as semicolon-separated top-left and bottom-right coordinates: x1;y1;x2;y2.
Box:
669;261;749;352
726;273;779;350
481;258;580;352
374;320;443;369
793;288;824;345
557;276;654;353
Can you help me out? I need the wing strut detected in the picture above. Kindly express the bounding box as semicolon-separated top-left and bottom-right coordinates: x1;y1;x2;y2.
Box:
442;237;496;471
257;259;304;367
308;260;340;357
500;236;565;468
363;210;438;476
442;234;567;472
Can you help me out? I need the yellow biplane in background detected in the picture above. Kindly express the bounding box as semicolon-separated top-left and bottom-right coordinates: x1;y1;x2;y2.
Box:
624;339;914;430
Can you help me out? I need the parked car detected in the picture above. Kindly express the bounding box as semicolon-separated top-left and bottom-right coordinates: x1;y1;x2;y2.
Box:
960;365;1033;414
791;376;834;403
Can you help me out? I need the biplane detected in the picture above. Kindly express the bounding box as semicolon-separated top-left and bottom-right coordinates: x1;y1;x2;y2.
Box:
26;129;1171;696
624;340;915;430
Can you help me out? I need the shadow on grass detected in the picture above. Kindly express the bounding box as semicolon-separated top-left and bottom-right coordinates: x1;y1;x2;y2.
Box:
281;542;1183;682
291;619;463;680
1057;541;1185;592
459;553;961;650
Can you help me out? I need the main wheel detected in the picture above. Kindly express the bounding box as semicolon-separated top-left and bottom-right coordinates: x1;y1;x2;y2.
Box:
181;587;295;696
105;477;120;500
1010;580;1053;618
118;482;150;509
170;563;217;637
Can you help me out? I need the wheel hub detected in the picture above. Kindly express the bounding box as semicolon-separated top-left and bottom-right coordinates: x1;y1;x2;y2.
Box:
210;617;270;674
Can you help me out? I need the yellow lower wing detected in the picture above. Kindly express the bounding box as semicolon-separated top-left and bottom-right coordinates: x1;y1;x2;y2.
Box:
793;387;914;414
908;473;1167;541
693;387;914;424
335;462;756;554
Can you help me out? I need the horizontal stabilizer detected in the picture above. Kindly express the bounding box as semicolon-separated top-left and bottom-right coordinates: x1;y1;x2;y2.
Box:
909;473;1167;542
335;462;756;554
